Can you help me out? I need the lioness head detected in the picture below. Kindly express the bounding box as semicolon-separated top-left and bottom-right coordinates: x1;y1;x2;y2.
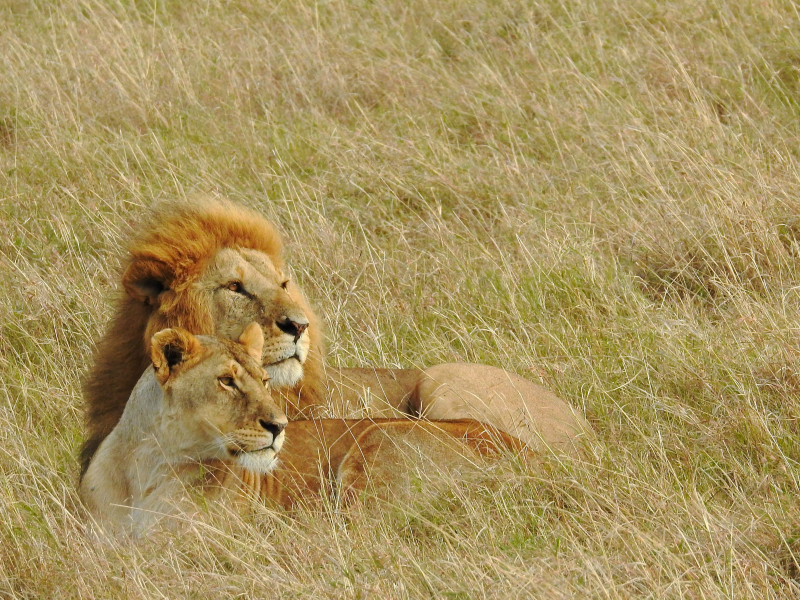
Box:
150;323;288;473
82;197;325;477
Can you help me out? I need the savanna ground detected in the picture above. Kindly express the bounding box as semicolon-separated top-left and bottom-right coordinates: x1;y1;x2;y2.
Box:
1;0;800;597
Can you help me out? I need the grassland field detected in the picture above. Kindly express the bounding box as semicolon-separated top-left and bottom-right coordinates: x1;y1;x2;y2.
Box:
1;0;800;597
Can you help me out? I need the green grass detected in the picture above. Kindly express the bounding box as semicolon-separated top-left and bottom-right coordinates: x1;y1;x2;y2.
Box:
2;0;800;596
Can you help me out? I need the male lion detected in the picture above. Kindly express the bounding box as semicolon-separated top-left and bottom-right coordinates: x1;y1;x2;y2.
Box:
81;325;527;533
81;197;590;477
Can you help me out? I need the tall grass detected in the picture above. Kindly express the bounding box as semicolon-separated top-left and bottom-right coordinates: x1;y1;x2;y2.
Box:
1;0;800;596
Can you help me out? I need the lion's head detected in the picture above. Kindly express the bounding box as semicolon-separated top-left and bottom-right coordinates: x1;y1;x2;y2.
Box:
149;323;288;473
124;234;314;390
81;197;325;476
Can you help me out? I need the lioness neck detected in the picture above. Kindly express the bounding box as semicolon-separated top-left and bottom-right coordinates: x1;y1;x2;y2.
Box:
80;369;208;532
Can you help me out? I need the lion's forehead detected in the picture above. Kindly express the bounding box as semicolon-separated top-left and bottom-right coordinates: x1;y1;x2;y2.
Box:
192;337;266;381
226;347;267;382
238;248;283;276
205;247;283;286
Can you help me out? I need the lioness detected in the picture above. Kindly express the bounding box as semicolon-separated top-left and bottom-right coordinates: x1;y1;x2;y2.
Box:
81;197;590;477
81;324;528;533
81;323;288;532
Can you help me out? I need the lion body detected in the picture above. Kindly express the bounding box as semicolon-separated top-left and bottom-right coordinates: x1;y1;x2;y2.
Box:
82;198;591;479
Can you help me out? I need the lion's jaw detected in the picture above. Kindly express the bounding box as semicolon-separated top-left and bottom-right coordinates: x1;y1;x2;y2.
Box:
228;430;285;474
198;247;311;390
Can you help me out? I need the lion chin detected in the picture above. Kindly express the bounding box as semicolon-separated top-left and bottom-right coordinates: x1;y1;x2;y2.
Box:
265;356;304;389
235;449;281;475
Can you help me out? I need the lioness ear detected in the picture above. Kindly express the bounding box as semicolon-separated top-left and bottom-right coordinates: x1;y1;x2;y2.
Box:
150;328;201;384
122;259;173;305
238;322;264;362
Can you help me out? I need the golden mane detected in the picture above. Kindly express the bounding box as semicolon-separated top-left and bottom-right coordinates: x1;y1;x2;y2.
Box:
126;197;285;285
80;197;325;477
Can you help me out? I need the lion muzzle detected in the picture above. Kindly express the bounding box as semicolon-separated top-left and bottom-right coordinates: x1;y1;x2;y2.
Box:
227;417;288;473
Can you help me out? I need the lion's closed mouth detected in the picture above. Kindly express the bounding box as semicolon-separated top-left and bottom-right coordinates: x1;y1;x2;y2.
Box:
247;445;274;454
229;445;274;457
265;353;300;367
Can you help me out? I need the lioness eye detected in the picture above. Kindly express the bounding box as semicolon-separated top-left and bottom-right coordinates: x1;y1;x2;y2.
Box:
280;280;289;290
219;376;236;390
227;282;245;294
262;377;270;388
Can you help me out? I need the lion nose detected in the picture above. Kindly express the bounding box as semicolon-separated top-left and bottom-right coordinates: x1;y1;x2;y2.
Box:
259;418;286;440
276;316;309;342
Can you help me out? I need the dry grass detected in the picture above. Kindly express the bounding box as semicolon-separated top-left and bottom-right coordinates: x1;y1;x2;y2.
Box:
2;0;800;596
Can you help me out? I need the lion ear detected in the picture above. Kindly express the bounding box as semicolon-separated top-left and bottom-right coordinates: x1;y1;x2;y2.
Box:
150;328;201;384
122;259;173;305
238;322;264;362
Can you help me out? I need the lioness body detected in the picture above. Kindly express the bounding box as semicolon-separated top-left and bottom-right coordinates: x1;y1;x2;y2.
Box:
81;325;288;532
232;417;527;509
81;327;527;533
81;198;590;477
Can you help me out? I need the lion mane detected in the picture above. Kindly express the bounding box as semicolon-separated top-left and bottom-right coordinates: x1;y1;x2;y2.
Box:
80;197;325;476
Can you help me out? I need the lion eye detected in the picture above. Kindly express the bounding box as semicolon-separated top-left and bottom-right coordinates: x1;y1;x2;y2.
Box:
219;376;236;390
262;377;270;388
280;280;289;290
227;282;245;294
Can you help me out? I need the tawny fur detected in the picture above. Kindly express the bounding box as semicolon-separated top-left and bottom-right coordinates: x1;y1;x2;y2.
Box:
82;197;591;480
252;418;530;509
81;325;288;534
81;326;529;534
81;198;325;475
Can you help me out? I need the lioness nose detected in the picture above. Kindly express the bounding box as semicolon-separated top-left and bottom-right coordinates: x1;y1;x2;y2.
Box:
276;316;308;342
259;419;286;439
